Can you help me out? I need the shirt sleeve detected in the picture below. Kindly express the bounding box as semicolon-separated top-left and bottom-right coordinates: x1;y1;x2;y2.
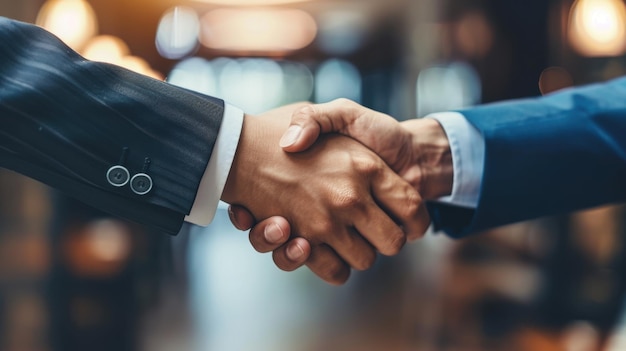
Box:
185;103;244;226
426;111;485;209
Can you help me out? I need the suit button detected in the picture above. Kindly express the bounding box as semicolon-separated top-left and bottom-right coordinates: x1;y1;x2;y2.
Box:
107;166;130;187
130;173;153;195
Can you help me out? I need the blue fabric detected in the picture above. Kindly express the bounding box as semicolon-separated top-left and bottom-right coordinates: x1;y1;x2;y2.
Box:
430;77;626;237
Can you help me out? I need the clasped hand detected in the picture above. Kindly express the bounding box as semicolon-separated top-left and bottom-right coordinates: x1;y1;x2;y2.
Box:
223;100;452;284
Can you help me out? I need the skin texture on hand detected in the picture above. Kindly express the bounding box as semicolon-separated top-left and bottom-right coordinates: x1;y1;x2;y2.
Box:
221;105;429;285
280;99;454;199
229;100;454;281
228;206;311;272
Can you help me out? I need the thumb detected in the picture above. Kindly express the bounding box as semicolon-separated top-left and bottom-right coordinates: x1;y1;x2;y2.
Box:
279;105;323;152
279;99;362;153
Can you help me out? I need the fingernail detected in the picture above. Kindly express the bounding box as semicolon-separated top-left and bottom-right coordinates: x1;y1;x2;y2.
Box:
264;223;284;243
279;125;302;148
286;243;305;261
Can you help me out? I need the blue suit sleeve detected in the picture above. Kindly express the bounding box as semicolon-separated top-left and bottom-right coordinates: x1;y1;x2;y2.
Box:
430;77;626;237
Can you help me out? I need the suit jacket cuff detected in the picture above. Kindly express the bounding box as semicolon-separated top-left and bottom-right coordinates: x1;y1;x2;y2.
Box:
185;103;244;225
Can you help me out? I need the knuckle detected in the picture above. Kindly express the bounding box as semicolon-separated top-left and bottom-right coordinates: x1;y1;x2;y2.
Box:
332;98;354;108
294;104;316;119
331;190;362;211
330;98;361;126
408;229;427;242
402;190;422;219
380;230;406;256
311;220;334;237
323;263;349;285
354;157;383;176
353;251;377;271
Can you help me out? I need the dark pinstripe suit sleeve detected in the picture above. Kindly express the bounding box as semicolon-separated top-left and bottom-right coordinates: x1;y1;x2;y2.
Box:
0;17;226;234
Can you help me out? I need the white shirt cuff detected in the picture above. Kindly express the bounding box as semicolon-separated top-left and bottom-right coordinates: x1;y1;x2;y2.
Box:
426;111;485;208
185;103;244;226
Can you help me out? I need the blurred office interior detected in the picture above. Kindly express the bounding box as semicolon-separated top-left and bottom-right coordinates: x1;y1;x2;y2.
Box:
2;0;626;350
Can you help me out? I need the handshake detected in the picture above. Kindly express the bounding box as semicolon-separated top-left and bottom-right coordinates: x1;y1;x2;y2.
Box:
4;18;622;285
220;99;454;285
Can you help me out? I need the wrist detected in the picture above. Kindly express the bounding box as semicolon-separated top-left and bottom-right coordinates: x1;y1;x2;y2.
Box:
221;114;291;209
401;118;453;199
222;114;263;204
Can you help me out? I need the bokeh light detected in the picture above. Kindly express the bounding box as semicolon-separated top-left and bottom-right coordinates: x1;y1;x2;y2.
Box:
82;36;162;80
36;0;98;50
63;220;132;278
416;62;481;116
156;6;200;59
85;220;132;264
568;0;626;57
82;35;130;64
167;57;218;96
317;10;368;55
218;59;284;114
200;8;317;54
193;0;310;5
118;56;152;76
538;66;574;95
280;61;314;104
455;11;494;59
315;59;362;103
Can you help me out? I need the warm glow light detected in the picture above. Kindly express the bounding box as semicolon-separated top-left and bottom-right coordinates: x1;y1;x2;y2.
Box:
85;220;132;263
200;9;317;53
456;11;494;59
568;0;626;57
193;0;309;5
63;220;133;277
36;0;98;50
82;36;163;80
82;35;129;64
119;56;151;74
538;67;574;95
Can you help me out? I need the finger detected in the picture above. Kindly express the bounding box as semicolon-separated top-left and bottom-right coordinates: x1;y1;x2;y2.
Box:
354;200;407;257
228;205;256;230
272;237;311;272
324;228;377;271
305;244;351;285
280;99;362;152
370;166;431;242
248;216;292;253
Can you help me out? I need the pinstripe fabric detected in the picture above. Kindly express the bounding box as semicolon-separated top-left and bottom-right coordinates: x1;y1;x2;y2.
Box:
0;18;226;234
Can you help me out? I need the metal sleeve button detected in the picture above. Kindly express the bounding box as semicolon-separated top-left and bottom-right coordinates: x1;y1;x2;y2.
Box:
106;166;130;187
130;173;153;195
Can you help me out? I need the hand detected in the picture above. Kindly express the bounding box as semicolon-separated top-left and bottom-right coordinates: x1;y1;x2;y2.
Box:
228;206;311;272
279;98;453;199
230;99;453;276
221;104;429;285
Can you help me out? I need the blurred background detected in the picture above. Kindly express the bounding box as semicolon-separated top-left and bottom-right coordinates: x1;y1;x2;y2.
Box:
2;0;626;350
